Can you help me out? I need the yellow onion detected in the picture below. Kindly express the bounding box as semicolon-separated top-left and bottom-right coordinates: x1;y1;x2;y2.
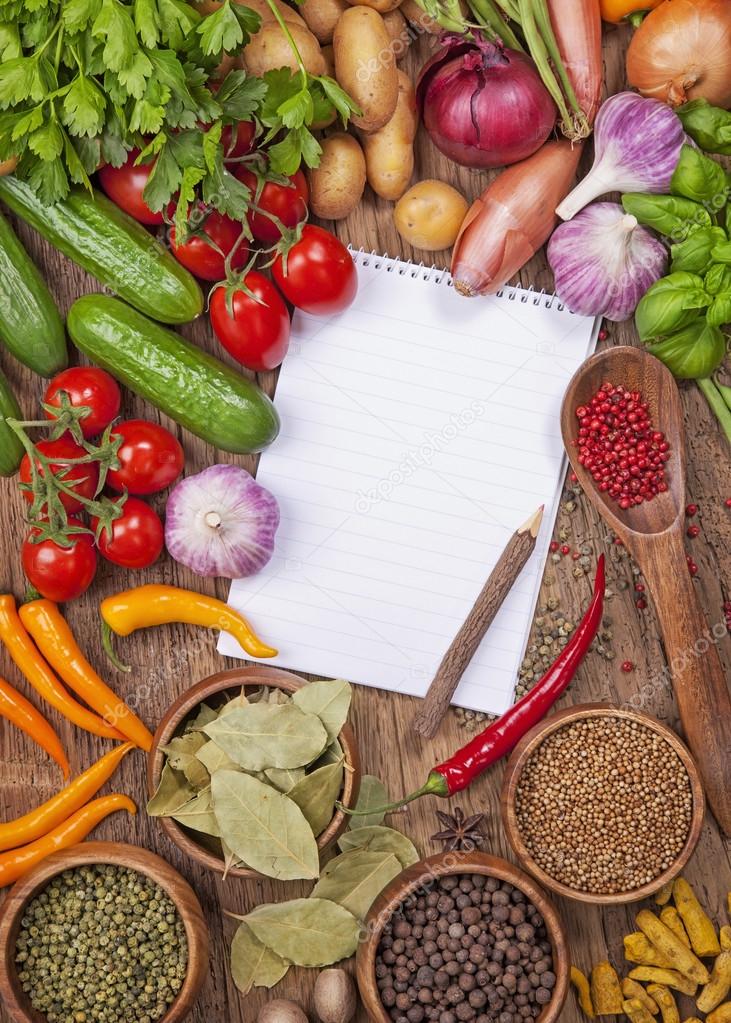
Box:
450;140;583;297
627;0;731;109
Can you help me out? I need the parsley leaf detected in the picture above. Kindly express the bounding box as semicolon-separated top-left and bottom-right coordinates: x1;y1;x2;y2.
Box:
28;116;64;161
92;0;139;74
215;68;266;120
157;0;200;49
197;0;254;56
133;0;160;48
62;73;106;135
61;0;102;33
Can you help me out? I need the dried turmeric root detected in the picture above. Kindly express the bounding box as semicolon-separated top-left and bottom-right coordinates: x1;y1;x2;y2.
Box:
628;968;698;998
625;933;673;969
571;966;596;1018
660;907;691;948
636;910;709;985
647;984;679;1023
622;979;659;1016
697;952;731;1014
707;1004;731;1023
591;961;623;1015
624;999;657;1023
673;879;721;958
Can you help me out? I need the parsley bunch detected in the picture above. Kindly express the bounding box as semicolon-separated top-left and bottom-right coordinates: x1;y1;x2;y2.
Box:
0;0;358;218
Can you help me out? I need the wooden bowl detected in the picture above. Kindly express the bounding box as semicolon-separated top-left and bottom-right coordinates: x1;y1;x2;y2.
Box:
357;851;569;1023
148;665;361;880
0;842;208;1023
501;703;705;905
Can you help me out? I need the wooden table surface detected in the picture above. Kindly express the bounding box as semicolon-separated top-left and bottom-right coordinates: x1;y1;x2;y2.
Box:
1;18;730;1023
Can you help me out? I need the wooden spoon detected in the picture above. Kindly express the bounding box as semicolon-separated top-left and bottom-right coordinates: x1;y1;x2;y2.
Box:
561;345;731;837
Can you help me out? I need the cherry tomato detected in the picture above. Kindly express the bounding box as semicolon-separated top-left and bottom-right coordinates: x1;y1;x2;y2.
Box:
236;167;308;244
106;420;185;495
170;208;250;281
272;225;358;316
222;121;256;162
22;519;97;603
20;436;100;513
209;273;291;372
43;368;121;439
98;150;163;225
92;498;164;569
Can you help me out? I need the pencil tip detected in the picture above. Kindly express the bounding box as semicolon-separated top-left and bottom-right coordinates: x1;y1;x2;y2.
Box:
518;505;544;538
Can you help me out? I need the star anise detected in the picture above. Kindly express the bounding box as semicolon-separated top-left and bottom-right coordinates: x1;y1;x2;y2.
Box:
431;807;486;852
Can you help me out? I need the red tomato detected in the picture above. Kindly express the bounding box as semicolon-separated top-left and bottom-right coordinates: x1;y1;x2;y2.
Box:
209;274;291;372
20;436;100;513
22;519;97;603
236;167;308;244
272;225;358;316
97;150;163;225
106;420;185;495
222;121;256;162
92;498;164;569
43;367;121;439
170;209;250;281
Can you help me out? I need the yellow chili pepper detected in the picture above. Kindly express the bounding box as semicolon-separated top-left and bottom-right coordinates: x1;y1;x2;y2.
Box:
0;594;124;741
0;676;69;780
19;600;153;752
0;794;136;888
99;584;277;671
599;0;663;24
0;742;134;852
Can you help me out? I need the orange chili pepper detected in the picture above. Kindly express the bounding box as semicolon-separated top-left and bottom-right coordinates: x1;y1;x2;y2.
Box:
0;742;134;852
599;0;663;23
0;595;124;741
0;793;137;887
19;600;153;752
0;676;69;780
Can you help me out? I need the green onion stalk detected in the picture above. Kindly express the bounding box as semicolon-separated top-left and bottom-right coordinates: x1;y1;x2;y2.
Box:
700;375;731;445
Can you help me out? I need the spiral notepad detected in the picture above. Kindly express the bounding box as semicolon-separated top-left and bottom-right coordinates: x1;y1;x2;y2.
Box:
220;251;600;715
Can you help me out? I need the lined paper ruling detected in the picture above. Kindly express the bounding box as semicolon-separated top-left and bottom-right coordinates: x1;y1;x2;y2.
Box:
220;253;600;715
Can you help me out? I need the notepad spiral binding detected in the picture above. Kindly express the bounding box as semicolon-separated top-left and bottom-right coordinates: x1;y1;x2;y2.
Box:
348;246;565;310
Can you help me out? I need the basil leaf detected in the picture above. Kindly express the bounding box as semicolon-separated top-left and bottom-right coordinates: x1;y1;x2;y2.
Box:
705;264;731;296
712;241;731;265
670;144;729;208
678;99;731;156
230;923;289;996
671;227;727;275
211;770;320;880
647;319;726;379
204;703;328;771
707;293;731;329
245;898;359;967
635;272;711;341
311;848;403;921
338;825;420;867
622;193;711;243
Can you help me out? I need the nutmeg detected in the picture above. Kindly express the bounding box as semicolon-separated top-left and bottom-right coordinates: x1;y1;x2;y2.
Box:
314;968;357;1023
257;998;308;1023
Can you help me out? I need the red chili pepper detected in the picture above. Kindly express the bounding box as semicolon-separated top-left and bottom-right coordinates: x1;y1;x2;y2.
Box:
343;555;605;815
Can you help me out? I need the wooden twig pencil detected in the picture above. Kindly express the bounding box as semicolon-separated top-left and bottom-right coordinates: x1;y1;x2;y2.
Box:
412;505;544;740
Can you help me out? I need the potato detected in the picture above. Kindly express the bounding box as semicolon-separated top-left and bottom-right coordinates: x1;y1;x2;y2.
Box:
360;68;415;200
394;180;468;250
299;0;349;42
399;0;440;33
333;7;398;131
243;21;326;75
346;0;402;14
308;133;366;219
321;43;336;76
0;156;18;177
382;8;411;60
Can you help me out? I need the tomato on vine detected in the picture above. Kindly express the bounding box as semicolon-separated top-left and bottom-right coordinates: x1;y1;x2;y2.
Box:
106;420;185;496
236;167;309;244
210;273;291;373
20;436;100;514
44;368;121;439
92;498;164;570
22;520;97;603
98;151;163;226
170;209;250;282
273;225;358;316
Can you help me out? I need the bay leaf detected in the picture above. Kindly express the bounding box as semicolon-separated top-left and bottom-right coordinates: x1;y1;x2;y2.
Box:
230;922;289;995
264;766;305;793
292;678;351;743
222;838;246;880
338;825;419;867
288;760;344;837
245;898;359;967
348;775;388;830
218;688;249;718
267;687;290;705
186;702;219;732
161;732;207;771
196;739;241;775
203;704;327;771
311;849;402;921
211;770;319;880
312;738;345;771
172;787;220;837
147;763;195;817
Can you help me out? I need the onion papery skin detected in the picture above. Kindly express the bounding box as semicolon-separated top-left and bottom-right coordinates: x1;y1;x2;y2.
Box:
556;92;686;221
165;464;280;579
627;0;731;109
417;36;557;169
547;202;669;322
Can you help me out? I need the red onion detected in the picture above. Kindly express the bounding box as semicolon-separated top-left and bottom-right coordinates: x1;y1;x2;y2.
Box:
416;35;557;169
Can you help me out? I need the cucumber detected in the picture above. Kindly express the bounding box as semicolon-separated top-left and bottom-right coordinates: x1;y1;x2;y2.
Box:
0;177;203;326
0;211;67;376
67;295;280;454
0;368;24;476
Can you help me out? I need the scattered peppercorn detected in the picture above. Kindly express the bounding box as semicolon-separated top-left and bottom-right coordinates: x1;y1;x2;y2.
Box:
635;598;647;610
375;874;555;1023
575;382;670;510
549;542;559;553
634;583;645;593
725;498;731;508
514;716;693;895
15;863;188;1023
598;328;608;342
685;503;698;517
686;525;700;538
560;545;570;556
621;661;634;673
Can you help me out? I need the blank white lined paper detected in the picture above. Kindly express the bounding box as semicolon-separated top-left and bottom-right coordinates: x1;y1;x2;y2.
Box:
220;253;599;715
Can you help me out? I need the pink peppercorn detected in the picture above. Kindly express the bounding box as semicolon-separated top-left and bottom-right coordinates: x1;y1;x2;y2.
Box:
636;598;647;609
621;661;634;673
687;525;700;538
685;503;698;517
549;541;559;553
560;545;570;555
